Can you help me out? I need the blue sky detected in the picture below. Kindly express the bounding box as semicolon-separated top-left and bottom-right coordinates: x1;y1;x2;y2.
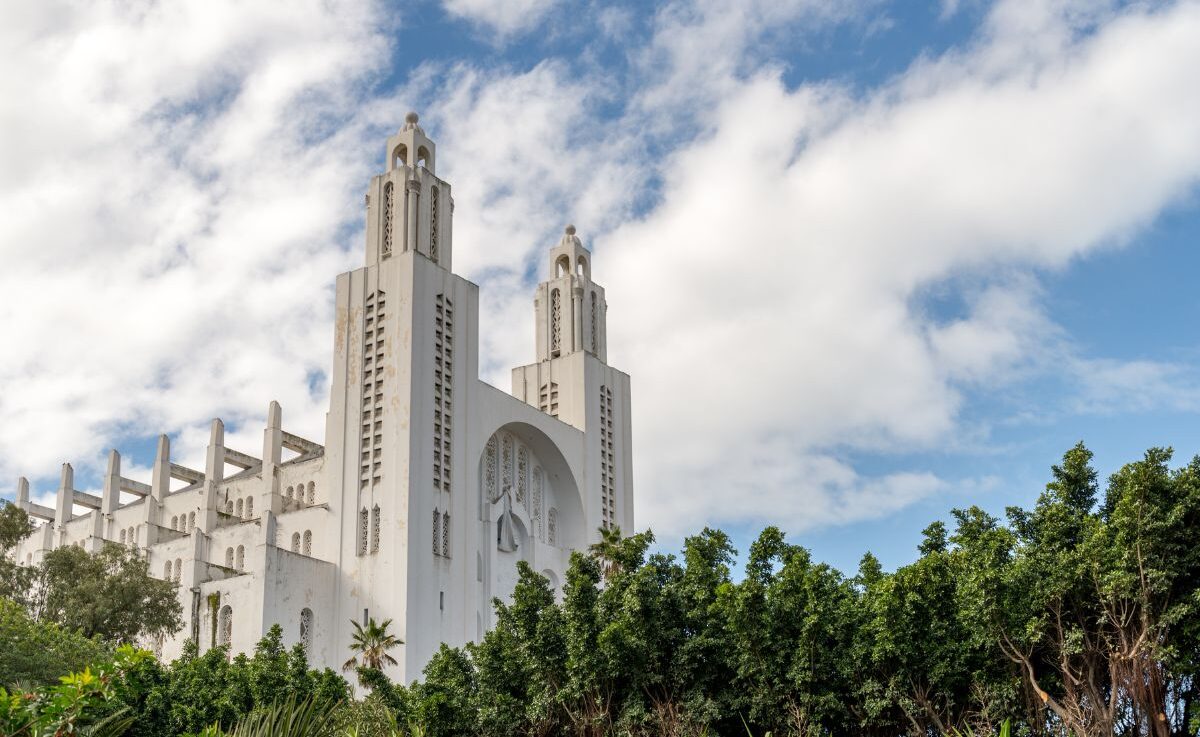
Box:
2;0;1199;576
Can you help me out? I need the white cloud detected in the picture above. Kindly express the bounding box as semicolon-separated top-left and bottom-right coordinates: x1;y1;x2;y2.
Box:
596;0;1200;537
441;0;561;38
0;0;392;480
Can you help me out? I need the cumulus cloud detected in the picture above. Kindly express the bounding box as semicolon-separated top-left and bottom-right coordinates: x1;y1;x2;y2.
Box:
0;0;394;481
598;0;1200;535
441;0;561;38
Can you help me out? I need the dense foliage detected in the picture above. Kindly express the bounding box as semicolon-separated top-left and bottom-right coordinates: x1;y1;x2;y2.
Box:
0;501;183;646
0;630;351;737
1;443;1199;737
380;444;1200;737
0;598;109;690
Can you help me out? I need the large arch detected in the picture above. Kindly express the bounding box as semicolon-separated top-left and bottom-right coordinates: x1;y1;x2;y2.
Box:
475;419;584;617
476;420;585;552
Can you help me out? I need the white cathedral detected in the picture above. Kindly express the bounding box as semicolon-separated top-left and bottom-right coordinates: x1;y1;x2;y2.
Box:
6;114;633;683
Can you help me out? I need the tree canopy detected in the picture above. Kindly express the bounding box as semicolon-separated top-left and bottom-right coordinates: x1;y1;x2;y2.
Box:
3;443;1200;737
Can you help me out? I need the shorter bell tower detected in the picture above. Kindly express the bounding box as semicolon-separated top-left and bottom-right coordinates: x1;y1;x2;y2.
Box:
513;225;631;532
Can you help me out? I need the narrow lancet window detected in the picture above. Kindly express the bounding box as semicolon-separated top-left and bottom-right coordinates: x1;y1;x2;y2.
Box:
550;289;562;356
300;608;313;653
218;605;232;647
590;291;598;352
382;181;394;256
517;446;528;505
484;436;498;502
429;185;440;262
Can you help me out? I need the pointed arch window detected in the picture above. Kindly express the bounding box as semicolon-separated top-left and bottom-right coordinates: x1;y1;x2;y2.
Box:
300;608;313;653
170;516;178;531
484;436;498;502
235;499;244;518
382;181;394;256
550;289;562;356
516;446;528;505
218;605;232;648
164;560;172;580
188;512;196;532
174;558;182;583
501;434;514;490
235;545;245;570
590;291;598;352
432;508;441;556
119;529;126;545
358;508;369;555
429;185;440;262
306;482;315;505
246;497;253;518
370;505;381;553
302;530;312;556
225;547;234;568
532;467;544;537
442;511;450;558
548;507;558;545
291;532;301;553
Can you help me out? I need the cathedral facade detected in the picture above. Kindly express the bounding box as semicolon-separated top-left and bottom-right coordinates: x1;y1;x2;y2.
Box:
7;115;633;682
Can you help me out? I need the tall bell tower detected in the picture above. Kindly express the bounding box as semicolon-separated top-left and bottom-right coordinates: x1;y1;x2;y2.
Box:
513;226;631;533
327;112;476;678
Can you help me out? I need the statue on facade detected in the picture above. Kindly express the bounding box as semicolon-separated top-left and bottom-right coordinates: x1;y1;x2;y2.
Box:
497;484;518;553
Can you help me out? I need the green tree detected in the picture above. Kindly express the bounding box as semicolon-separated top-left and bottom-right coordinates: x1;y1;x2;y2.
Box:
0;597;110;689
472;561;566;736
0;645;149;737
28;542;182;643
588;525;626;581
342;618;403;685
0;501;34;606
863;519;1017;737
125;627;349;735
723;527;859;734
409;644;476;737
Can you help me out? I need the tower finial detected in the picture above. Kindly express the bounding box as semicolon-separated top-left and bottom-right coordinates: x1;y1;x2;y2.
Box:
404;111;420;128
565;224;576;235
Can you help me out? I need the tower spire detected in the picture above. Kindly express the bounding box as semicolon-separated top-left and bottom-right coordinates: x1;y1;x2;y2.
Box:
365;112;453;269
534;224;607;362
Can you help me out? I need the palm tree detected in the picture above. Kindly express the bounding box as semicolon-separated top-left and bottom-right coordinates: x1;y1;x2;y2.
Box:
341;617;402;682
588;525;624;581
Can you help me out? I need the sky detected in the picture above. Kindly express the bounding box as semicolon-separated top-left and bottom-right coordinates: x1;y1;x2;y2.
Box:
2;0;1199;575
